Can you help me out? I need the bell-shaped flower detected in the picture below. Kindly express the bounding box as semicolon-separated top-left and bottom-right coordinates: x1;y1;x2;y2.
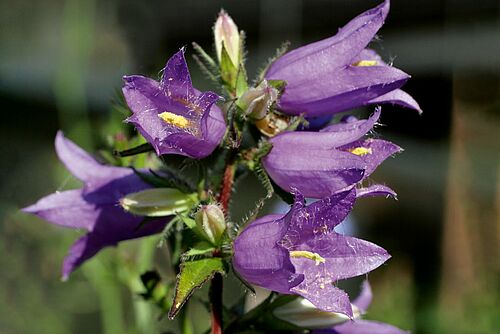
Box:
262;108;401;198
264;0;421;117
122;49;226;159
311;281;409;334
22;132;170;280
233;189;390;317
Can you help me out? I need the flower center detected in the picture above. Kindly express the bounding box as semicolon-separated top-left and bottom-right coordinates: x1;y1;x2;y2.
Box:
158;112;190;128
289;250;325;266
352;60;378;67
348;147;372;156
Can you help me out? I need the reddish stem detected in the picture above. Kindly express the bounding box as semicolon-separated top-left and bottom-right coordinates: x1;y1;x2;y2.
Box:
218;163;234;214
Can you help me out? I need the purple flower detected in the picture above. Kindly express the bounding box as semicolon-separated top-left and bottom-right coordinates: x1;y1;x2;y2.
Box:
122;49;226;159
265;0;421;117
262;108;401;198
233;189;390;317
22;132;168;280
311;281;409;334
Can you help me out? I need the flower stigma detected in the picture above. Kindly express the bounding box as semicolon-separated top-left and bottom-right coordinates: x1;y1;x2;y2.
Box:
348;147;373;156
158;112;190;128
289;250;326;266
352;60;378;67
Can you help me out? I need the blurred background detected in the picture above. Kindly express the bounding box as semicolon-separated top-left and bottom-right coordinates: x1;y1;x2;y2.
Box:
1;0;499;333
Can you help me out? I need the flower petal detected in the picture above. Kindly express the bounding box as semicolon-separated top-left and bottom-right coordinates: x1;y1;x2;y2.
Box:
159;48;195;100
283;189;356;247
263;132;366;198
233;214;304;294
291;234;390;283
61;205;167;280
356;184;397;199
291;280;353;317
368;89;422;114
319;108;381;146
352;280;372;313
266;0;390;79
340;139;402;177
55;131;129;185
326;320;409;334
22;189;97;230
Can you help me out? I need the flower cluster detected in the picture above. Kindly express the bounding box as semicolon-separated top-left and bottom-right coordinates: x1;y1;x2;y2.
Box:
24;1;416;332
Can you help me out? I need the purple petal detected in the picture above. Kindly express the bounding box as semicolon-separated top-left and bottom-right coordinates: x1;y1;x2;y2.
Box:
291;234;390;282
263;132;366;199
276;64;410;117
340;139;402;177
55;131;130;186
62;205;168;280
319;108;381;146
352;280;372;313
233;214;304;294
159;48;195;99
22;189;97;230
356;185;397;199
266;0;390;79
291;280;353;317
325;320;410;334
283;189;357;247
368;89;422;114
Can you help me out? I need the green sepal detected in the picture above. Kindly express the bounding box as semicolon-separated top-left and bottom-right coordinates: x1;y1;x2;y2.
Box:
220;44;238;92
114;143;154;157
254;41;290;83
267;79;287;92
192;42;218;73
168;258;226;319
182;241;216;259
120;188;197;217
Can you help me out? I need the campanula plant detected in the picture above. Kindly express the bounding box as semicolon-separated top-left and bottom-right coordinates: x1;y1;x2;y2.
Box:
24;1;418;332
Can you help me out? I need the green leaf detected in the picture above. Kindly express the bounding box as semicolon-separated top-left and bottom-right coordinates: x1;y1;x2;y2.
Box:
168;258;226;319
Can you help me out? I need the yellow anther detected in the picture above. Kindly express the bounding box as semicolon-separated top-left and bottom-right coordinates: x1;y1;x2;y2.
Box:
348;147;372;156
289;250;326;266
158;112;190;128
352;60;378;67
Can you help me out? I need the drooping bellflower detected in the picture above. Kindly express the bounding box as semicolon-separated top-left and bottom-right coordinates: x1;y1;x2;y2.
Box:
122;49;226;159
262;108;401;198
233;189;390;317
265;0;421;117
23;132;168;279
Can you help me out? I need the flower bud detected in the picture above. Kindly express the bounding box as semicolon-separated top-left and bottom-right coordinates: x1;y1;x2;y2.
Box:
237;79;279;120
195;204;226;245
214;10;240;66
120;188;196;217
273;297;361;329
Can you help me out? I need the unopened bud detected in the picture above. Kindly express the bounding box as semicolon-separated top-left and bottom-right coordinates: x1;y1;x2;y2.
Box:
120;188;196;217
195;204;226;245
237;79;279;120
273;298;360;329
214;10;240;66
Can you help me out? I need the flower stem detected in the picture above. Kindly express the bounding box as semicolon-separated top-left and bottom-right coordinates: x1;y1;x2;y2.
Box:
210;272;223;334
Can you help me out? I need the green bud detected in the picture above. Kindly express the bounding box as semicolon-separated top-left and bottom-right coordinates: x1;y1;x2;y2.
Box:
120;188;196;217
214;10;240;66
195;204;226;245
237;79;279;120
273;298;360;329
